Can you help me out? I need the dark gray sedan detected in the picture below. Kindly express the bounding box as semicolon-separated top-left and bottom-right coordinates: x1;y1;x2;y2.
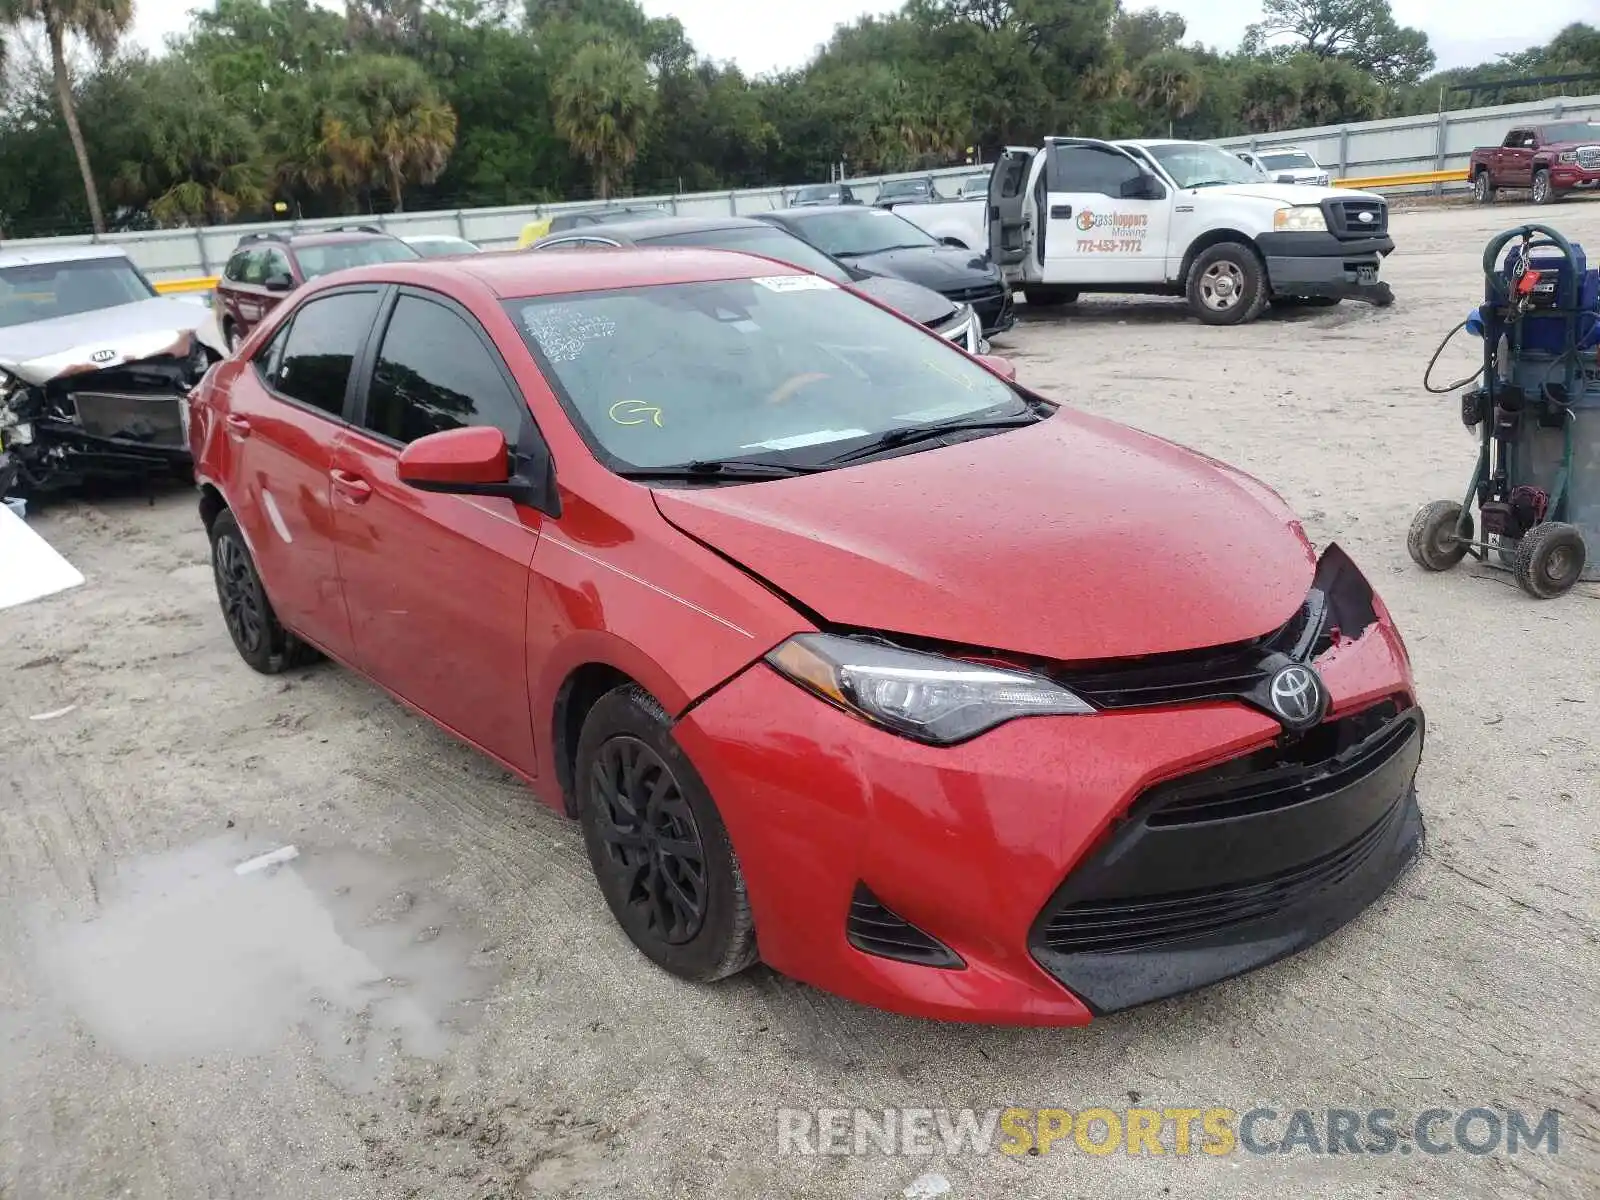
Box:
525;215;987;353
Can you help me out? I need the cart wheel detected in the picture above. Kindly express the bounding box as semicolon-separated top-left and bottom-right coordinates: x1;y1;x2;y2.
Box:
1512;522;1586;598
1407;501;1472;571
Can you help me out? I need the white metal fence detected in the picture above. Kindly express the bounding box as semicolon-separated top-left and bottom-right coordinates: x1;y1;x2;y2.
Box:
7;94;1598;283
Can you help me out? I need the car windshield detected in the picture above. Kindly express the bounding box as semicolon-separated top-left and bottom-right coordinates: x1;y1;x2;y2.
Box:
641;226;852;284
407;238;478;258
793;186;837;202
0;256;156;328
505;277;1028;472
1260;151;1317;170
879;181;931;198
786;209;940;258
1146;143;1265;189
295;238;420;279
1542;122;1600;143
957;174;990;194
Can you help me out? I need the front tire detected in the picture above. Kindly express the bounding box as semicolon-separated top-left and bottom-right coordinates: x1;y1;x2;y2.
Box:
576;685;758;983
1473;169;1496;205
1532;168;1555;206
1187;244;1268;326
209;509;321;673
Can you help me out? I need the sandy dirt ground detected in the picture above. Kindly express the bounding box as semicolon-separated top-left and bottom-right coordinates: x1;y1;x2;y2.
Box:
2;200;1597;1200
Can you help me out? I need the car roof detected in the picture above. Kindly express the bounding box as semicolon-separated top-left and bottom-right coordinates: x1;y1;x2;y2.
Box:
0;243;131;268
541;215;774;243
768;205;880;218
229;229;399;253
328;246;810;300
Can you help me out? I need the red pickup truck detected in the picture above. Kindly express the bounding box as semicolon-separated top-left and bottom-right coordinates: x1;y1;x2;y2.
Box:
1470;120;1600;205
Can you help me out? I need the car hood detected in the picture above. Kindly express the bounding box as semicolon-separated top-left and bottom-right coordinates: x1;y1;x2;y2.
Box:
846;246;1000;293
849;274;960;325
653;410;1316;662
0;296;220;386
1198;182;1379;205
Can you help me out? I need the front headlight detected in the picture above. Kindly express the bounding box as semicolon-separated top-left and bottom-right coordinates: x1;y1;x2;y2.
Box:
766;633;1093;745
1273;205;1329;233
1559;151;1578;164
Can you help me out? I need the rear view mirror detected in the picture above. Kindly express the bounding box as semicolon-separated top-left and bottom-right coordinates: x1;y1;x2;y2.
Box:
398;424;562;516
978;355;1017;382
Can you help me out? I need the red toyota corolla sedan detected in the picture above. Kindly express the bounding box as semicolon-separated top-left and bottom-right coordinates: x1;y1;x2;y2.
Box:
187;248;1425;1025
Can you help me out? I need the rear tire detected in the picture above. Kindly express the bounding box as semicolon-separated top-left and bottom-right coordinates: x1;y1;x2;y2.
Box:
1022;287;1078;308
1472;169;1496;205
209;509;321;673
576;685;758;984
1532;168;1555;206
1187;244;1268;326
1407;500;1471;571
1513;522;1585;598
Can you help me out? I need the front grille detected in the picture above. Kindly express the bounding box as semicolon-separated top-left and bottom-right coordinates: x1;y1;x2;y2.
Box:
944;283;1005;305
1326;198;1388;239
1141;701;1406;828
1034;798;1402;955
1577;146;1600;171
70;391;186;446
847;883;963;968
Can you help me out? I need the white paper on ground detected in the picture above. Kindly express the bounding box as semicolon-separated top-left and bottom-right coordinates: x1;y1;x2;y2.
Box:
235;846;300;876
0;504;85;610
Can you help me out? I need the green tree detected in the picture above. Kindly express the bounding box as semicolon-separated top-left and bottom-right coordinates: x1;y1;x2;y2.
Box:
1;0;133;233
1244;0;1435;88
550;36;654;198
320;54;457;211
1134;49;1204;135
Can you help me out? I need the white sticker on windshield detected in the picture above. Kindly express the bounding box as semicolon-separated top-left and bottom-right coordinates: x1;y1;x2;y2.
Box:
520;304;616;363
743;429;868;451
752;275;836;293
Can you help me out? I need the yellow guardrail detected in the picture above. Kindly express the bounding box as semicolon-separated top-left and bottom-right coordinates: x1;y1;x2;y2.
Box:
154;276;219;294
1334;168;1470;189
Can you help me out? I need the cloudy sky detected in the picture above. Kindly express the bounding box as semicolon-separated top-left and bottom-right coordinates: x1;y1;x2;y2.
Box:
131;0;1591;76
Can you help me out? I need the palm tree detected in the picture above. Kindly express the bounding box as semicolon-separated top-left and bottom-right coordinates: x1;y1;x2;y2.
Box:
320;54;457;212
1;0;133;234
550;38;655;200
1135;50;1204;137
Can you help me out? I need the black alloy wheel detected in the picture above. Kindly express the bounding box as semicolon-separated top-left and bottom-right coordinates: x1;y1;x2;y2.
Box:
208;509;321;674
590;736;709;945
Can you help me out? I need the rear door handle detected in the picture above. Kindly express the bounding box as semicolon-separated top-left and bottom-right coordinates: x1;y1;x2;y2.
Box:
330;468;373;503
1050;204;1072;219
225;415;251;440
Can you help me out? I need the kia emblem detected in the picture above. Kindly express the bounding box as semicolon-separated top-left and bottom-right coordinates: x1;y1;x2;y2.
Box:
90;349;116;363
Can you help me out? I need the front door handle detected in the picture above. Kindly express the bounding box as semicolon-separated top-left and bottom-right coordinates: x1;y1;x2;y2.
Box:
330;468;373;503
225;415;251;440
1050;204;1072;219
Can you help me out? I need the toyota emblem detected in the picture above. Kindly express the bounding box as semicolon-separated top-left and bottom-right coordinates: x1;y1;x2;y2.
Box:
1267;664;1327;730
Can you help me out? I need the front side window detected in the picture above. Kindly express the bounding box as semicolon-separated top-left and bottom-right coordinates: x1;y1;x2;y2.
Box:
363;295;524;445
782;209;938;259
505;276;1030;472
262;249;294;284
643;226;852;284
272;290;381;416
1503;129;1531;149
293;239;420;281
0;256;157;329
1051;145;1144;195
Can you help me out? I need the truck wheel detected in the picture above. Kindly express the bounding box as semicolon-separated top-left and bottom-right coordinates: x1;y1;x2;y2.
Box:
1023;287;1078;308
1532;169;1555;205
1187;245;1267;326
1472;169;1496;205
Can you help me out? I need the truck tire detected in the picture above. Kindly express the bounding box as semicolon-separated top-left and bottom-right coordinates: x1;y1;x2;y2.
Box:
1186;244;1267;326
1531;168;1555;205
1023;287;1078;308
1472;169;1496;205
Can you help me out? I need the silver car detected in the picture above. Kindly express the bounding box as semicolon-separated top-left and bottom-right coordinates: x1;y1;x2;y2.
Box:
0;245;224;493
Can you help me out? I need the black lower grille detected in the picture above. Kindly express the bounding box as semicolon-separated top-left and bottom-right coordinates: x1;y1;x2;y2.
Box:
847;884;963;969
1036;799;1402;955
1326;197;1388;238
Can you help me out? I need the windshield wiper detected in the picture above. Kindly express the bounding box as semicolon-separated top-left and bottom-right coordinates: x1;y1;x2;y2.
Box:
1184;179;1238;189
820;413;1041;467
617;459;825;482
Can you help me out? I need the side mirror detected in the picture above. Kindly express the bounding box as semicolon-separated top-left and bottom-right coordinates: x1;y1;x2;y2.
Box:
978;354;1017;382
1119;173;1165;201
397;425;561;515
264;273;294;292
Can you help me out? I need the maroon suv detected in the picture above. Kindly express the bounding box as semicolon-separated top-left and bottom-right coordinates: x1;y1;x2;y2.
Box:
214;226;420;351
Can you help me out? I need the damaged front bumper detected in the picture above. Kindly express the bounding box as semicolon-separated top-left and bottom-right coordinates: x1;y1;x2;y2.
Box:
0;334;213;494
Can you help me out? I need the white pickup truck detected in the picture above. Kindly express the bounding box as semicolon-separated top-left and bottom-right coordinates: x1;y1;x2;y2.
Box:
887;138;1394;325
